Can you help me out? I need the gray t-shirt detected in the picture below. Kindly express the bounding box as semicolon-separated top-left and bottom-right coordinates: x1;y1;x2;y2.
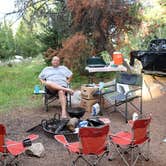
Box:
38;66;73;87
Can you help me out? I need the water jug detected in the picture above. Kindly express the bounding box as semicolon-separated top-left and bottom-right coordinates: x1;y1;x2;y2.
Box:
79;121;88;128
112;51;123;65
132;112;138;121
91;103;100;116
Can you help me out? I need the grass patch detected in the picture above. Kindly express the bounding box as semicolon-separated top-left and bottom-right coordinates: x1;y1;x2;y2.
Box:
0;57;45;112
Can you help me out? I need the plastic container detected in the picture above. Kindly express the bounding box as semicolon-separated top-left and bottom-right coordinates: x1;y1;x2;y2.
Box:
132;112;138;121
99;82;104;90
91;103;100;116
112;51;123;65
34;85;40;93
79;121;88;128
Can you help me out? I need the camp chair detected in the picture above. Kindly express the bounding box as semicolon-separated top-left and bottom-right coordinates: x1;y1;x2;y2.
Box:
0;124;39;165
103;72;143;123
109;115;151;166
44;85;71;112
54;125;110;166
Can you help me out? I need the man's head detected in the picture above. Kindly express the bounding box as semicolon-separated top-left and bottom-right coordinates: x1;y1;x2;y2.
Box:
51;56;60;67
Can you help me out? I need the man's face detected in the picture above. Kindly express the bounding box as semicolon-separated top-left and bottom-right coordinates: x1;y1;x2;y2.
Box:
51;56;60;67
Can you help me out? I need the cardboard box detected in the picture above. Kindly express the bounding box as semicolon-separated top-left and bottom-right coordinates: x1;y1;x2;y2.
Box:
80;98;98;112
81;85;98;100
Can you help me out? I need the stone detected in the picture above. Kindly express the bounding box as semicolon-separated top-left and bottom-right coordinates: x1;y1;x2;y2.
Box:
25;142;45;158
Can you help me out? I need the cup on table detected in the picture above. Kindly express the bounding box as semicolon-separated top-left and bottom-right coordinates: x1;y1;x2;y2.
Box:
34;85;40;93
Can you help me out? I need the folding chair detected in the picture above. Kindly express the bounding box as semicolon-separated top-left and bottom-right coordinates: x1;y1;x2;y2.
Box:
54;125;110;166
103;72;143;122
0;124;39;165
109;115;151;166
44;85;71;112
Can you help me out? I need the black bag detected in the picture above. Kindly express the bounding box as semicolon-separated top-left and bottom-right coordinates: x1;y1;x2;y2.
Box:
87;56;106;68
87;117;105;127
23;138;32;147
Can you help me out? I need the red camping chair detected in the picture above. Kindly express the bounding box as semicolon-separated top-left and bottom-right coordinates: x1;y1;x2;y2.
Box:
0;124;39;165
54;125;110;166
109;115;151;166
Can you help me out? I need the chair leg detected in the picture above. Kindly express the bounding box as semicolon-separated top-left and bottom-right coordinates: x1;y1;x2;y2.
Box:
109;143;130;166
114;100;117;112
129;142;150;166
80;156;93;166
108;144;118;161
0;154;6;166
131;147;134;166
44;94;48;112
140;97;143;115
141;139;150;161
1;154;19;166
72;155;93;166
72;153;108;166
94;150;109;165
125;102;128;123
145;140;150;161
66;93;71;108
9;155;19;166
131;145;143;166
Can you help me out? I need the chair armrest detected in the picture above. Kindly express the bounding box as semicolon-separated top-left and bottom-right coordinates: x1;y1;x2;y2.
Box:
34;89;45;94
102;83;116;94
96;83;116;95
103;83;116;88
125;87;141;97
54;135;69;146
101;89;116;95
93;89;116;96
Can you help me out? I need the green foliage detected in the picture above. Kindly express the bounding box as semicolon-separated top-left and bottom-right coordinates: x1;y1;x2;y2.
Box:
118;0;166;58
128;2;142;21
72;72;88;89
15;21;43;58
0;0;165;73
39;26;62;50
0;20;44;61
0;22;15;60
100;51;112;64
15;0;71;57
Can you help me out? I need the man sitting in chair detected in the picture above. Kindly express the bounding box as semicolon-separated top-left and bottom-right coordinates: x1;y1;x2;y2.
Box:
38;56;74;118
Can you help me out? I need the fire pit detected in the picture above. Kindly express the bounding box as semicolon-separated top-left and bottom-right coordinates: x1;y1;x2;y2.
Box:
67;107;86;119
41;113;79;142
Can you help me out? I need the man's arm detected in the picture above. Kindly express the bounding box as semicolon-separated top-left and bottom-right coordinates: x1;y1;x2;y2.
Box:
67;75;72;84
39;78;46;86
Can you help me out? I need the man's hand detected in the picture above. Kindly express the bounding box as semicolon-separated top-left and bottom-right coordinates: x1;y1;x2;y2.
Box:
40;79;46;85
67;75;72;84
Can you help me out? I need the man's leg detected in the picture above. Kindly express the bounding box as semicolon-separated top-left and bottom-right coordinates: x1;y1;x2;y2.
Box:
58;90;67;118
45;81;73;94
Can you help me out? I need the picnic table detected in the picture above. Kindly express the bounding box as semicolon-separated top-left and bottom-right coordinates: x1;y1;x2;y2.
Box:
85;61;127;83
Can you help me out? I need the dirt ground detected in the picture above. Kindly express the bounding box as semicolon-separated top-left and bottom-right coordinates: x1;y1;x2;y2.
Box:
0;74;166;166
